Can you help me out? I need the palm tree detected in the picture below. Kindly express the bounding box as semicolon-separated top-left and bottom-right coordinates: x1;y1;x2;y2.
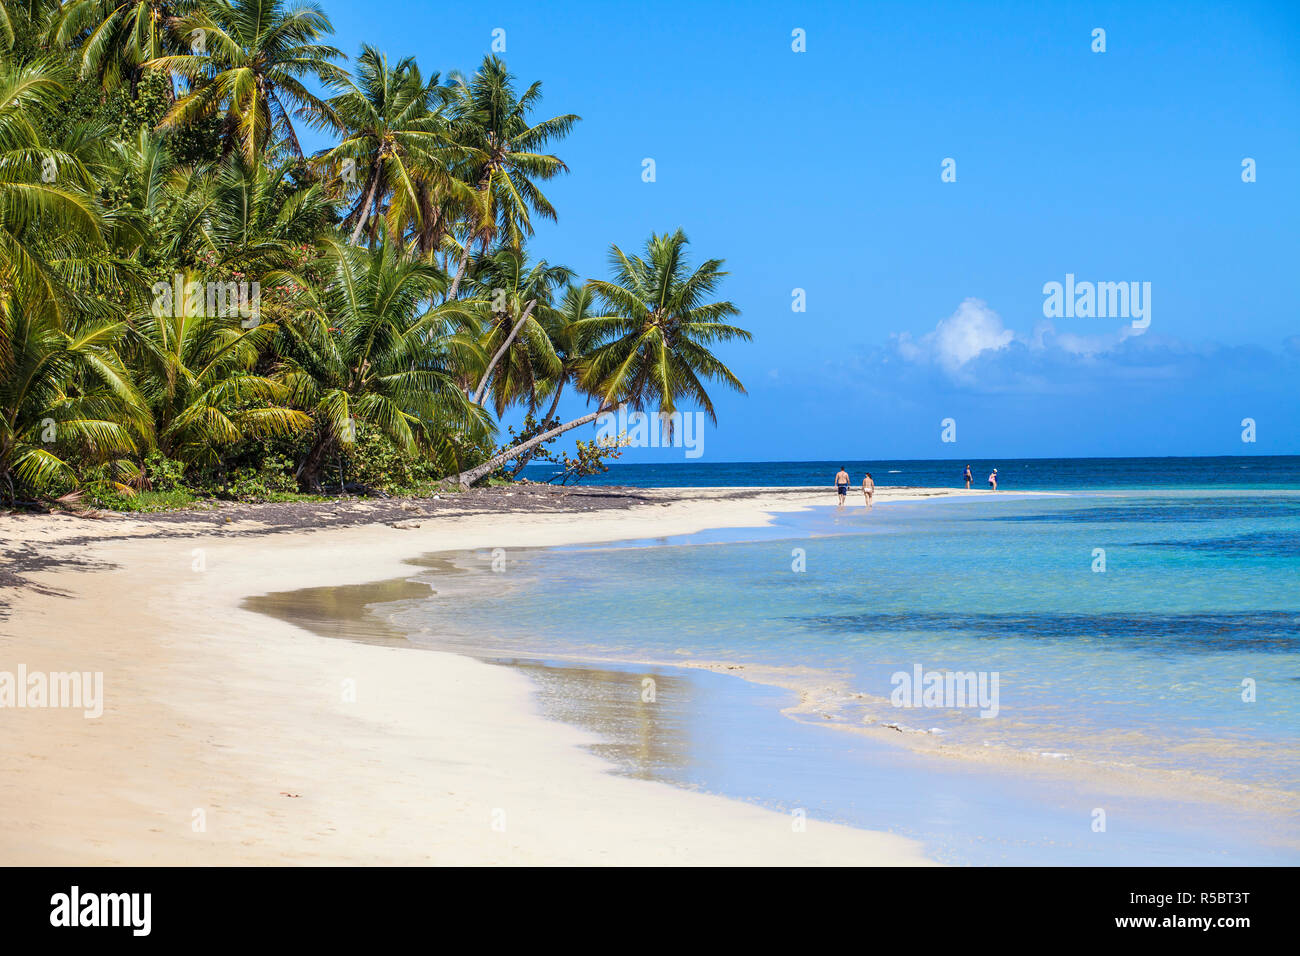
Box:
99;126;194;266
0;290;149;503
271;232;488;490
466;247;570;414
32;117;155;310
194;154;333;270
451;229;749;487
147;0;346;163
539;282;596;418
507;280;595;477
308;45;465;248
48;0;188;92
2;0;65;52
0;55;106;308
128;268;310;467
443;54;578;299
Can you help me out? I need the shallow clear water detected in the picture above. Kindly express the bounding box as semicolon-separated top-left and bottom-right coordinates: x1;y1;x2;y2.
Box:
388;490;1300;862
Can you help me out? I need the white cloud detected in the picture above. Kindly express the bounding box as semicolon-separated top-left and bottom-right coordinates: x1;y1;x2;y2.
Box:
896;298;1145;378
1051;322;1145;357
895;298;1015;375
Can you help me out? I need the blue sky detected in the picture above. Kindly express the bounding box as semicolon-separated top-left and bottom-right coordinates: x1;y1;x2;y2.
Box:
317;0;1300;461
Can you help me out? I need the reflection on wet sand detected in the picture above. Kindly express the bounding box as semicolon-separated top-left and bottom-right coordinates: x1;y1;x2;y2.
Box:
241;560;702;782
243;576;431;646
504;659;700;781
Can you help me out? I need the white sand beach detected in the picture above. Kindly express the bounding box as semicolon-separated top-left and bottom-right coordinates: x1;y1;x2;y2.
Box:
0;486;983;866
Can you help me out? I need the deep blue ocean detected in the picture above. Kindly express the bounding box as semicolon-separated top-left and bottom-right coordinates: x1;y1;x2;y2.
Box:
522;455;1300;490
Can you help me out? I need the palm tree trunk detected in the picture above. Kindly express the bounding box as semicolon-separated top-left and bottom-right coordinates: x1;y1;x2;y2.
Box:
471;300;535;406
452;404;611;488
296;433;335;492
446;245;471;301
542;379;566;423
349;171;382;245
510;379;565;478
447;172;494;300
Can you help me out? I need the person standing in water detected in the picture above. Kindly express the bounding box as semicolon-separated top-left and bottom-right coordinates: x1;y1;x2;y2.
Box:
835;467;850;507
988;468;998;491
963;465;972;489
862;472;875;509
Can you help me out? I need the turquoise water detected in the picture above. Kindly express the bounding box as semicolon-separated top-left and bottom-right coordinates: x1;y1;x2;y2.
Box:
390;489;1300;862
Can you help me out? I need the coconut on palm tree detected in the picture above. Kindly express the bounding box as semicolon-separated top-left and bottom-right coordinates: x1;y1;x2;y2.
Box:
48;0;188;93
99;126;207;267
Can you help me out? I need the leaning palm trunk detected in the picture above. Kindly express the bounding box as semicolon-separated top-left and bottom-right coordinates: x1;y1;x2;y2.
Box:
452;404;610;488
349;172;382;245
446;246;471;301
541;379;566;426
471;300;535;405
447;171;495;299
510;380;566;477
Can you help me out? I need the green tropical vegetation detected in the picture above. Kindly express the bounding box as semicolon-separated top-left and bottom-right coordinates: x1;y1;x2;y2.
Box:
0;0;750;508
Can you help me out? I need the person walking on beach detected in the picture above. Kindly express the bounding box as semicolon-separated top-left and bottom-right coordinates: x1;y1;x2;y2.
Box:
988;468;998;491
835;467;850;507
963;464;972;489
862;472;875;509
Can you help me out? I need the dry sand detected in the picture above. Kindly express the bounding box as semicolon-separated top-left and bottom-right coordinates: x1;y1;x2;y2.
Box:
0;486;983;866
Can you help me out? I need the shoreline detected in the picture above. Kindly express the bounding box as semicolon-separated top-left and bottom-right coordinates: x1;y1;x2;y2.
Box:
2;485;975;865
279;542;1299;836
7;483;1293;863
320;491;1299;857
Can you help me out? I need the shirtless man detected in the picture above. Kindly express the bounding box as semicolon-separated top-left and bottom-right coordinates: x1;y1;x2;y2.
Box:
862;472;875;509
835;467;850;507
964;465;972;489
